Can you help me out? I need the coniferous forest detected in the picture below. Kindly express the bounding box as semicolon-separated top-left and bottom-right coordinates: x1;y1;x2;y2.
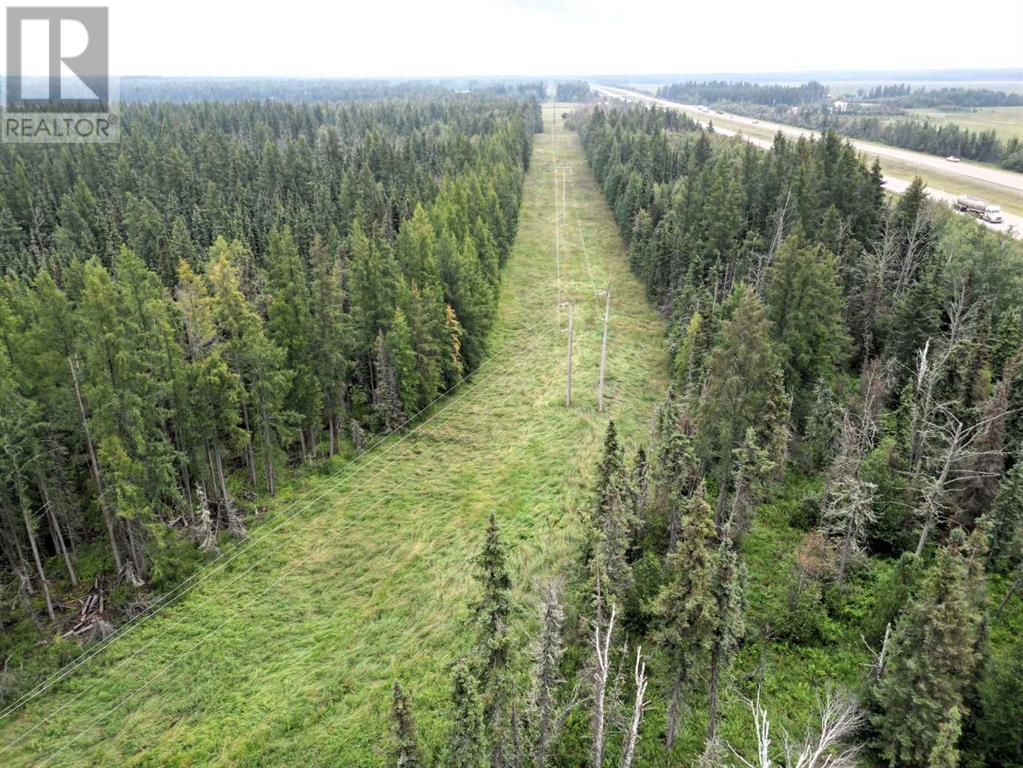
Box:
0;82;1021;768
390;104;1021;768
571;104;1023;767
0;92;537;652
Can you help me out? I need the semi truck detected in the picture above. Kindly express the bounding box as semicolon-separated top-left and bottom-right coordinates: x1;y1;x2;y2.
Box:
954;196;1004;224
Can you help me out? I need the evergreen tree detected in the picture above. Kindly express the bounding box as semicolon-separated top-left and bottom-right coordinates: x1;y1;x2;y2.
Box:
390;681;420;768
308;235;350;456
974;636;1023;767
697;285;788;527
528;583;565;768
590;421;634;607
874;532;984;767
652;391;699;550
373;331;405;433
385;308;420;418
471;512;512;767
928;707;962;768
207;239;293;495
437;231;494;371
448;659;487;768
987;453;1022;571
764;236;847;423
651;481;718;749
706;526;744;745
266;226;320;458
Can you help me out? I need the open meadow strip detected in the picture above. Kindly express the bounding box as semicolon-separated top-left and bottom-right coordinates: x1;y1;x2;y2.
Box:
0;105;668;767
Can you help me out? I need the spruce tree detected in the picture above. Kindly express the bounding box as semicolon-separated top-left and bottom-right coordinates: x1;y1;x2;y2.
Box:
764;236;847;424
706;526;744;744
448;659;487;768
975;635;1023;767
529;583;566;768
373;331;405;433
652;391;699;551
208;240;293;496
590;421;634;608
928;707;962;768
697;285;788;527
266;226;320;458
651;481;718;749
874;532;983;767
308;235;350;456
471;512;512;767
390;681;420;768
987;454;1022;571
385;308;420;418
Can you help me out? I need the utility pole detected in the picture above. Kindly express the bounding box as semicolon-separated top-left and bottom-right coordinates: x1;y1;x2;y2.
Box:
597;281;611;412
565;303;574;407
555;175;561;326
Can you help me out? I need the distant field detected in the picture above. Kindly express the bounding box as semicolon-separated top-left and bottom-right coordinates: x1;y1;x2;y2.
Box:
907;106;1023;142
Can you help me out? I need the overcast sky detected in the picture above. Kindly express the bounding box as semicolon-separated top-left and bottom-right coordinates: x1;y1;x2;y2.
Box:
7;0;1023;78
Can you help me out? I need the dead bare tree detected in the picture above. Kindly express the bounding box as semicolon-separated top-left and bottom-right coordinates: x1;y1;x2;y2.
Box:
822;360;891;586
193;485;218;554
893;205;935;297
752;190;790;297
864;622;891;682
907;286;973;475
913;406;1007;556
851;215;900;362
592;603;616;768
620;646;649;768
727;688;863;768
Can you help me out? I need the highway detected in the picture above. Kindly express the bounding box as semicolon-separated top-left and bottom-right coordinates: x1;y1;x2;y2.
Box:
592;84;1023;240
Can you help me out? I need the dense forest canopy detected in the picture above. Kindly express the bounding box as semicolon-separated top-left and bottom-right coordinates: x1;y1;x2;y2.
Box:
656;80;829;106
555;81;593;102
0;94;540;665
870;85;1023;109
117;78;547;103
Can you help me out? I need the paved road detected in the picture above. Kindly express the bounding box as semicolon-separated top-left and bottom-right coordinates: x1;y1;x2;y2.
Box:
592;84;1023;240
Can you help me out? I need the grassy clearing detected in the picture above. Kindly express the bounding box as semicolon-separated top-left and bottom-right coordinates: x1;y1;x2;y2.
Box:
908;106;1023;142
0;105;669;767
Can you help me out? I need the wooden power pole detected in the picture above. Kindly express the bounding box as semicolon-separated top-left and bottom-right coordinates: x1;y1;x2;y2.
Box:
565;303;574;407
597;281;611;412
555;175;561;326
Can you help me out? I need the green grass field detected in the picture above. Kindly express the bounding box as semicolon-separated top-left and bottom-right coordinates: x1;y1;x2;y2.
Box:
908;106;1023;142
0;105;670;767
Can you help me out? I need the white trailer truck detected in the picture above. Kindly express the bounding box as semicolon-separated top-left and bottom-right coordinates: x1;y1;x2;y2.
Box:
954;196;1004;224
